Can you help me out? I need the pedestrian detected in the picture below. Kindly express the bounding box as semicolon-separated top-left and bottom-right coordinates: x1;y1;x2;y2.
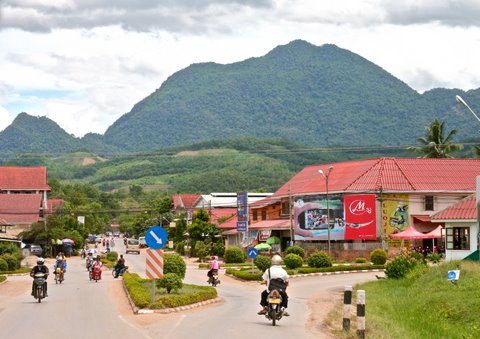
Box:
111;238;115;248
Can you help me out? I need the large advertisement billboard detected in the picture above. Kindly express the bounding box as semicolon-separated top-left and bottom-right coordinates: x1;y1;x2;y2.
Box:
381;193;409;236
344;194;377;240
294;194;377;241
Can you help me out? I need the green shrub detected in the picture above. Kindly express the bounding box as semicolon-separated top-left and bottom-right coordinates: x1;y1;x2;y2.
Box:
370;249;388;265
426;252;442;263
307;251;332;268
123;273;151;308
226;268;263;280
284;245;305;259
384;252;426;279
254;255;271;272
175;241;185;255
106;251;118;262
224;246;245;264
355;257;368;263
1;254;19;270
164;253;186;279
0;275;5;283
157;273;183;293
195;241;209;262
284;253;303;269
0;258;8;272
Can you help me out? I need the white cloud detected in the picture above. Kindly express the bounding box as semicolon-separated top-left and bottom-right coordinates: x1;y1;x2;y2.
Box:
1;0;480;137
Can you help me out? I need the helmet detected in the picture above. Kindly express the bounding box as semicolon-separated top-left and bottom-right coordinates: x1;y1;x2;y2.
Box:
37;257;45;265
96;255;101;260
271;255;282;265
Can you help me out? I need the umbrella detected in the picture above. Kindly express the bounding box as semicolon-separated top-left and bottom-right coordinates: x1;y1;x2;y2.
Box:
266;236;281;245
255;243;272;251
87;248;97;254
62;238;74;244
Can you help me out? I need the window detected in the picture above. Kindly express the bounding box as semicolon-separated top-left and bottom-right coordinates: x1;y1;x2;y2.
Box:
424;196;434;211
281;201;290;216
261;210;267;220
253;210;258;221
446;227;470;250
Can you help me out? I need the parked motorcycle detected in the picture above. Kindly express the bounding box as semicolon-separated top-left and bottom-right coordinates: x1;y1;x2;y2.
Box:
32;273;47;303
264;289;284;326
208;269;220;287
54;267;64;284
112;265;128;278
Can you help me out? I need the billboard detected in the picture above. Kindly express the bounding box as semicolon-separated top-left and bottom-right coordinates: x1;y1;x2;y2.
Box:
237;191;248;232
344;194;377;240
381;194;409;236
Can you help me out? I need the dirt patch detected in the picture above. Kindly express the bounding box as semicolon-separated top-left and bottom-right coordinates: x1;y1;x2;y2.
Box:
306;290;343;338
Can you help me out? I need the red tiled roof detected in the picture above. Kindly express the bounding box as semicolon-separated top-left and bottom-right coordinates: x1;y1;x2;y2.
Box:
0;166;50;191
221;219;291;235
218;215;238;229
47;199;64;213
0;194;43;223
210;208;237;225
172;194;201;209
274;158;480;197
432;195;478;220
250;195;281;208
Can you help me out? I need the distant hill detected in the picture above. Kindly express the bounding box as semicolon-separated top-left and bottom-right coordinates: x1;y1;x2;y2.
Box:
1;39;479;159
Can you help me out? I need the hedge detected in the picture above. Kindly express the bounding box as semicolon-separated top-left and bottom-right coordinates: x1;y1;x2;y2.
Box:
123;273;151;308
226;268;263;281
0;275;6;283
297;264;384;274
152;284;217;309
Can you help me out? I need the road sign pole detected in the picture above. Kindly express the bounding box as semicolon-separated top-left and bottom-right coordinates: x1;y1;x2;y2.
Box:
151;279;156;303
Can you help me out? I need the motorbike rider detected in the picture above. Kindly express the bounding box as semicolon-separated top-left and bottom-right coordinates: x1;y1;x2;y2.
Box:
86;252;94;270
207;256;221;283
53;257;67;276
114;254;125;277
30;257;49;297
257;254;290;316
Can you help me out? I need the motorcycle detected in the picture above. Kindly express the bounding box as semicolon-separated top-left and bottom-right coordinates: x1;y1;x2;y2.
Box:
112;265;128;278
54;267;64;284
208;269;220;287
32;273;47;303
86;257;93;271
90;265;102;282
265;289;284;326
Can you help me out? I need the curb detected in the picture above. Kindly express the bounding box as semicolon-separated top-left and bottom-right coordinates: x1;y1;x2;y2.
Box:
121;279;222;315
289;268;384;278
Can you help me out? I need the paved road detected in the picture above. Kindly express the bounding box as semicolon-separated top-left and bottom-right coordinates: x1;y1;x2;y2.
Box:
0;242;381;339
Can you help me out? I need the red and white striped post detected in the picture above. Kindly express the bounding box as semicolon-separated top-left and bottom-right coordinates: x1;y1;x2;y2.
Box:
146;249;164;303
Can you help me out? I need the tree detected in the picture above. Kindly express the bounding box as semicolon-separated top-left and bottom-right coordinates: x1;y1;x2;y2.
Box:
407;119;463;158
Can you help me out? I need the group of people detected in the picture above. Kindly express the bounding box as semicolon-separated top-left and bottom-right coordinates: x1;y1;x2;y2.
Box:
31;249;291;317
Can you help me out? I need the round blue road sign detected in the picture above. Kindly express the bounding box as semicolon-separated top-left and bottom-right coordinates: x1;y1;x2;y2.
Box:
145;225;168;249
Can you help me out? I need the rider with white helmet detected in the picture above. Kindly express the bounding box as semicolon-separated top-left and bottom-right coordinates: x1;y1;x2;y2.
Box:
257;254;290;316
30;257;49;297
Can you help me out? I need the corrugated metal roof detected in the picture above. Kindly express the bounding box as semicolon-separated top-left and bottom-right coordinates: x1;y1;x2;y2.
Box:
432;195;477;220
274;158;480;197
0;166;51;191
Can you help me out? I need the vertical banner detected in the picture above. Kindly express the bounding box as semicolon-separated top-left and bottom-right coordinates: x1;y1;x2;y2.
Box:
237;191;248;232
344;194;377;240
382;194;409;236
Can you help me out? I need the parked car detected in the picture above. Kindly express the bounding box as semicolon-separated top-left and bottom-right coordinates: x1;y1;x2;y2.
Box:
126;238;140;254
25;244;43;256
138;236;147;248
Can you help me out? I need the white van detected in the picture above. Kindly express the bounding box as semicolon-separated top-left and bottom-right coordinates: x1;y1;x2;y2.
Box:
138;236;147;248
126;238;140;254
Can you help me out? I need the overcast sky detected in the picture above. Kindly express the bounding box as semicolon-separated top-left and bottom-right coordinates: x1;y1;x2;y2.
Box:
1;0;480;137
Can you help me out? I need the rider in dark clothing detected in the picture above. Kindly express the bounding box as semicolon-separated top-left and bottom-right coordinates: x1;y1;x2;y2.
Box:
114;254;125;277
30;257;49;296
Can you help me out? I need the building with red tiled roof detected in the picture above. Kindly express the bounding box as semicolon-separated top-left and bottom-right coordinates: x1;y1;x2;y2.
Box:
232;157;480;260
172;194;201;223
432;194;478;261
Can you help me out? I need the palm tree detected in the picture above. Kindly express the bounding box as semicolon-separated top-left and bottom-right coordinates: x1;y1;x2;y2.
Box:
407;119;463;158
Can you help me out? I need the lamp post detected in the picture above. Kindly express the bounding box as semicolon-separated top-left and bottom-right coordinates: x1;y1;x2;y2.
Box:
456;95;480;123
318;166;333;255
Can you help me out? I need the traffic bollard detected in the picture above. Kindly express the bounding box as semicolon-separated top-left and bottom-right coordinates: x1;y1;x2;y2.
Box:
357;290;365;339
343;285;352;332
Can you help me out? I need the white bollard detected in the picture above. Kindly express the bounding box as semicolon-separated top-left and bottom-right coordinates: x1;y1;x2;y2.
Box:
343;285;352;332
357;290;365;339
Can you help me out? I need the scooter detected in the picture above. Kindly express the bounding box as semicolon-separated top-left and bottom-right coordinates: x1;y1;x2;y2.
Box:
112;265;128;278
54;267;64;284
265;289;284;326
90;265;102;282
208;269;220;287
32;273;47;303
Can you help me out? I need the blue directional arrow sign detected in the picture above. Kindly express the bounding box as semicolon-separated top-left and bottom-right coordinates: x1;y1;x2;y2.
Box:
247;247;258;259
145;225;168;249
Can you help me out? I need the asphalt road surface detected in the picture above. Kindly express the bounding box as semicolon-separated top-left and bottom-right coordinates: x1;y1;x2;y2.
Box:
0;242;381;339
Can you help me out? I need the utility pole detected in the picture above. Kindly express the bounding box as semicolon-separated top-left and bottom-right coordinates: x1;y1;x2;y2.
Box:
289;185;294;246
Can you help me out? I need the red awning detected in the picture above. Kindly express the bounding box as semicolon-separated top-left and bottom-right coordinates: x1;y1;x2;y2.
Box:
412;215;431;223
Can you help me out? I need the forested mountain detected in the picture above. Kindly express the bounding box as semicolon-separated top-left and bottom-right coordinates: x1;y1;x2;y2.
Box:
0;39;478;163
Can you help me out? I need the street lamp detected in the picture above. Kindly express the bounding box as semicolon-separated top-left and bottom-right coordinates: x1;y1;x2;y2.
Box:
318;166;333;255
455;95;480;123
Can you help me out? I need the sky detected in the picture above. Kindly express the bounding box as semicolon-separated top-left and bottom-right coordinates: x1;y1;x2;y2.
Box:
1;0;480;137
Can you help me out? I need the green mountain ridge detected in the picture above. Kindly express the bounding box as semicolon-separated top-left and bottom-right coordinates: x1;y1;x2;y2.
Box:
1;39;479;160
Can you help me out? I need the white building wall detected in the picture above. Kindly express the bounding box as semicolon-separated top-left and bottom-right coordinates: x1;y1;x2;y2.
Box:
408;194;467;216
444;221;479;261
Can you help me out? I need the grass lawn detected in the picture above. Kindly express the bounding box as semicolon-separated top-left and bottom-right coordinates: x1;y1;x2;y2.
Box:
329;260;480;338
